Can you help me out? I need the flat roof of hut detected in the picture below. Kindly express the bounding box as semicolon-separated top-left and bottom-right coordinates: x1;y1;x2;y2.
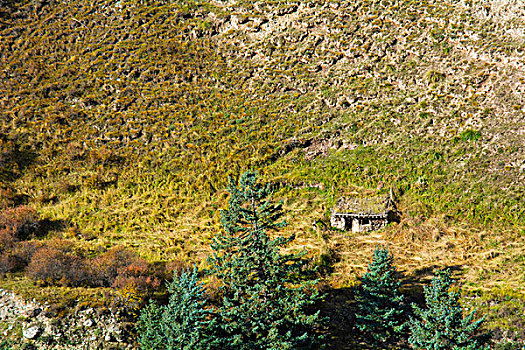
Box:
332;194;393;216
330;193;394;232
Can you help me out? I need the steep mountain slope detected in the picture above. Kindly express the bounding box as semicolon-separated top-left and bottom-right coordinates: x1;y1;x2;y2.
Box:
1;0;524;346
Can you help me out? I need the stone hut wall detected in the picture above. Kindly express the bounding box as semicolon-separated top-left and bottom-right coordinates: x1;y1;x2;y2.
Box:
330;214;389;233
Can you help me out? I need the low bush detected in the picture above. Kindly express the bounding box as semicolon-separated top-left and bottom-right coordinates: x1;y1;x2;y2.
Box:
92;246;154;288
91;246;136;287
12;240;43;265
0;232;42;277
0;227;15;251
165;258;189;280
0;206;40;240
0;253;24;277
24;242;161;292
0;206;40;252
112;260;160;294
26;243;90;287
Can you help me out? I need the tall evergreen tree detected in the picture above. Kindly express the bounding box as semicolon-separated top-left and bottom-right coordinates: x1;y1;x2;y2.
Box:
137;267;218;350
209;171;325;350
209;170;288;290
408;269;491;350
354;246;406;345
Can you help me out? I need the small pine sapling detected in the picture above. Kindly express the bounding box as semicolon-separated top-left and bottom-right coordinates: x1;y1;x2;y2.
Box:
408;269;491;350
355;246;406;345
137;267;218;350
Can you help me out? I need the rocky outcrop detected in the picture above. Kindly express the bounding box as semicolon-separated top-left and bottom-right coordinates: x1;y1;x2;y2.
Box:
0;289;134;349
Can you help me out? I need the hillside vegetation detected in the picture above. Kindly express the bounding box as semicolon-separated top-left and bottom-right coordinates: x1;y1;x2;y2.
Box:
1;0;525;346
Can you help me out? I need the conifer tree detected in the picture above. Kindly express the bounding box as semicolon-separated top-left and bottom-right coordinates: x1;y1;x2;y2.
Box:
355;246;406;345
137;267;218;350
209;170;288;291
408;269;491;350
209;171;324;350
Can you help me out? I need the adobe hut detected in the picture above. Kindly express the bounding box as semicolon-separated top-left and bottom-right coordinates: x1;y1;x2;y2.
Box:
330;194;394;233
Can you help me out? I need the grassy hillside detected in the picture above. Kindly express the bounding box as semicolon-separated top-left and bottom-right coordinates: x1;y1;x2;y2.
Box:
1;0;525;346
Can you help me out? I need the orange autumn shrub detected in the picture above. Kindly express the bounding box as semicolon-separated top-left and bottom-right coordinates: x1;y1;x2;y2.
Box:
112;261;161;294
92;246;159;293
0;206;40;240
0;206;42;276
26;240;89;287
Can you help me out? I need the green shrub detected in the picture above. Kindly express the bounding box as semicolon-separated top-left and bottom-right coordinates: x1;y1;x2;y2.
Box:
408;269;491;350
494;342;524;350
137;267;218;350
460;129;482;142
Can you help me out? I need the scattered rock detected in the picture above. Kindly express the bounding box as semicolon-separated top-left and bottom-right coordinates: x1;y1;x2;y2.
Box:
29;307;42;318
1;288;134;349
23;325;41;339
